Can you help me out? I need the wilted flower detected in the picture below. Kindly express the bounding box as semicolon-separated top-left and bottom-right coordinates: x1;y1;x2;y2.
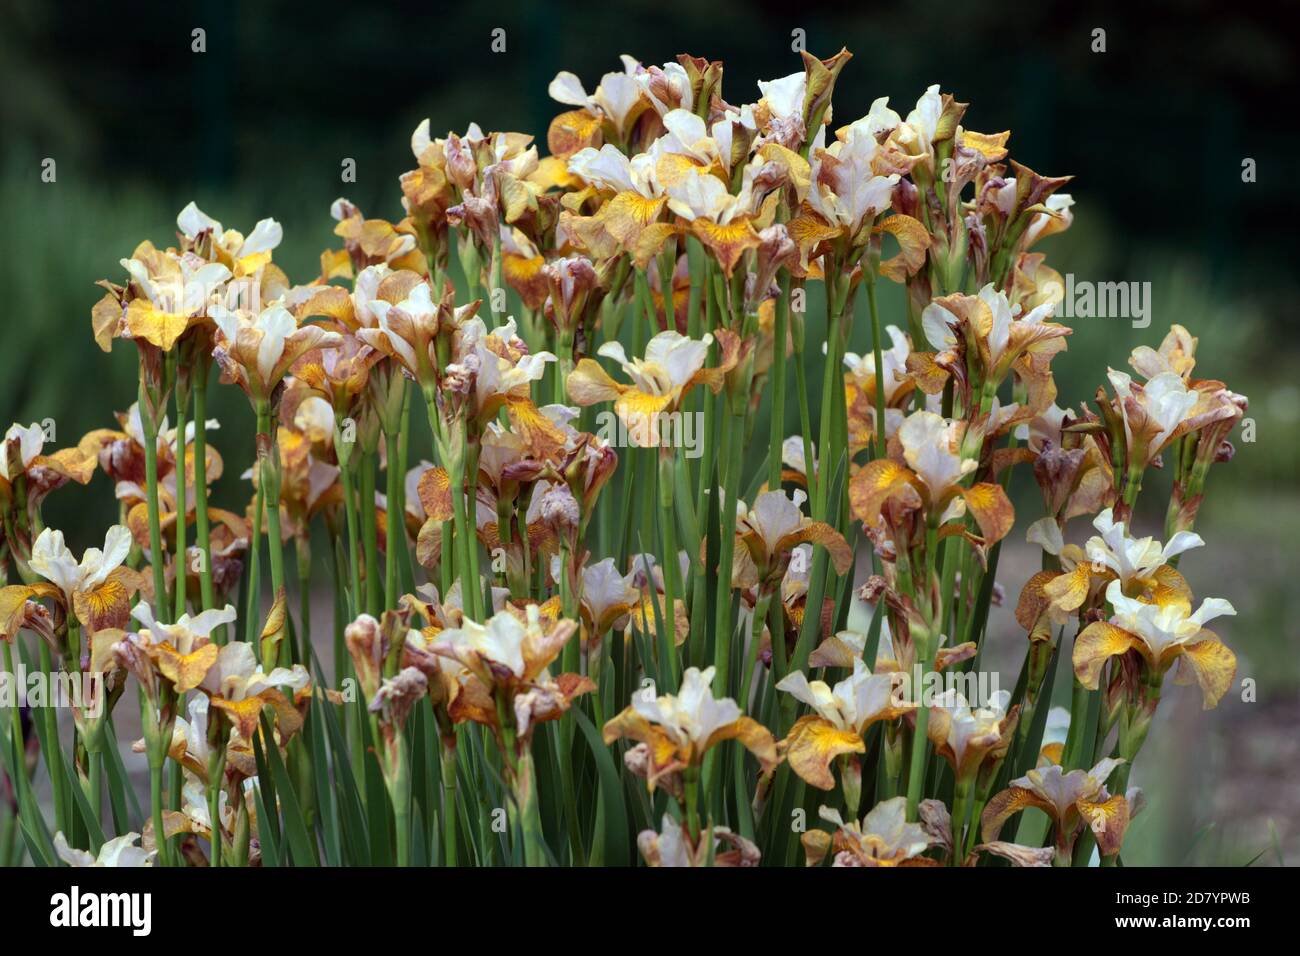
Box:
850;409;1014;548
567;329;739;450
776;659;912;790
732;488;852;592
54;831;154;867
801;798;934;867
637;814;760;867
211;302;341;404
927;688;1017;783
603;666;777;788
198;641;310;740
26;525;137;632
1074;579;1236;709
981;756;1142;862
432;604;592;743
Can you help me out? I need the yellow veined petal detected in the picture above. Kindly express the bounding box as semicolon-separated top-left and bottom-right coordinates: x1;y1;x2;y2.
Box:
629;593;689;646
1072;621;1139;690
36;445;99;486
319;248;352;282
848;459;916;526
1039;742;1065;766
981;786;1053;842
904;350;951;395
787;203;842;252
631;221;683;269
614;389;675;447
155;642;220;694
874;214;931;282
602;706;654;747
547;109;602;159
602;707;685;788
1016;570;1059;632
776;521;853;575
295;285;357;331
956;482;1015;545
501;252;549;309
957;129;1011;161
416;466;454;523
779;714;865;790
702;715;778;774
691;218;761;277
505;396;569;461
1042;563;1093;615
497;172;536;224
91;291;123;352
602;191;667;245
88;628;126;677
235;251;273;277
1176;635;1236;709
1148;564;1193;605
0;583;60;639
528;155;579;192
72;567;137;633
653;152;707;189
124;299;192;351
566;358;624;406
1077;793;1130;857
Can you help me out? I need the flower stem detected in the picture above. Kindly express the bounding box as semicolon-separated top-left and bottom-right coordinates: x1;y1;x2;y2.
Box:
384;427;401;611
337;440;363;619
440;735;459;867
191;362;218;622
173;382;189;619
138;381;169;623
360;454;382;617
257;406;289;652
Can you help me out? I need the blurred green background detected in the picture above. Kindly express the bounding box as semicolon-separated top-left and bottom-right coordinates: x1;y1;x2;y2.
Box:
2;0;1296;863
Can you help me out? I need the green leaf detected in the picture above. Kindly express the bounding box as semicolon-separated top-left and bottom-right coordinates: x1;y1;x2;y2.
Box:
306;707;341;867
572;708;631;866
62;753;105;852
259;713;319;866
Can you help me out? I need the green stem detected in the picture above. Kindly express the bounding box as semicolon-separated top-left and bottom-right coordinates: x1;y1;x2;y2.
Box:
384;428;401;611
243;482;263;646
656;454;680;693
138;381;169;623
865;275;888;454
191;362;217;623
393;731;412;867
767;272;790;490
37;638;68;835
173;383;189;619
257;406;289;646
338;444;363;618
440;736;459;867
360;453;382;617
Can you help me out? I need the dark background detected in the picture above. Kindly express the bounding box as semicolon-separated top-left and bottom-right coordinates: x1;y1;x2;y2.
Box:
2;0;1298;864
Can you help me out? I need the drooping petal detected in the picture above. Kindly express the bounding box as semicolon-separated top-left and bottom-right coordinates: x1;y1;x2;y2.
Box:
779;714;865;790
1072;621;1139;689
956;483;1015;545
1177;636;1236;709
